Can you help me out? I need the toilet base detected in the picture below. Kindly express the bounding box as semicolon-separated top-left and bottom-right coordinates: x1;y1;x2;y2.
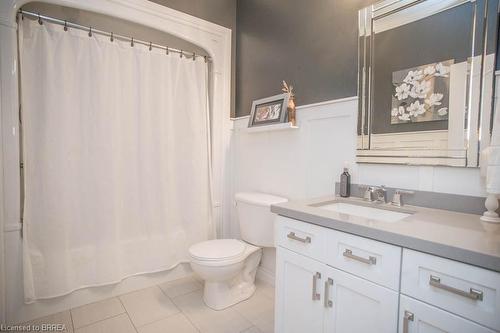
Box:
202;249;262;310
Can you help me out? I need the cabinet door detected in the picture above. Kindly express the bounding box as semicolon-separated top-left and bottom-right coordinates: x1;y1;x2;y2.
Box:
399;295;496;333
323;266;399;333
275;247;326;333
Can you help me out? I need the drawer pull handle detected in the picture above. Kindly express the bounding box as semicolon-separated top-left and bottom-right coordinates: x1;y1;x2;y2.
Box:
287;232;311;243
312;272;321;301
324;278;333;308
343;249;377;265
429;275;483;301
403;310;414;333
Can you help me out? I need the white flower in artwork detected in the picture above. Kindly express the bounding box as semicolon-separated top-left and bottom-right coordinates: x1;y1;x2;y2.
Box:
423;65;436;76
437;107;448;116
434;62;450;77
425;93;444;106
398;113;411;121
409;80;431;99
395;83;411;100
403;70;424;84
407;100;426;117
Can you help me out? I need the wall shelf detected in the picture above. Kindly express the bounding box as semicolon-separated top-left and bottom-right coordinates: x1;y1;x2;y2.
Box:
243;122;299;133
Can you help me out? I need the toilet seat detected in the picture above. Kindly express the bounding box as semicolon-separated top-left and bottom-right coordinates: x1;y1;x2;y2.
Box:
189;239;247;263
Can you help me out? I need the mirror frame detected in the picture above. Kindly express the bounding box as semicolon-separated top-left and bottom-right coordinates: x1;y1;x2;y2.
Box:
357;0;498;167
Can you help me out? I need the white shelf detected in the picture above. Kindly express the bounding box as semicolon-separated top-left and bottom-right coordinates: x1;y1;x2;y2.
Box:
243;122;299;133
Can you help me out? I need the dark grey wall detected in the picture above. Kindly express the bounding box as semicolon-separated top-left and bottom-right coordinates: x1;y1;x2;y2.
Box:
150;0;237;117
235;0;375;117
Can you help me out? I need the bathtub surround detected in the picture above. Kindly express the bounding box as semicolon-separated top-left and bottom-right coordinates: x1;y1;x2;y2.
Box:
150;0;237;117
0;0;231;324
20;17;212;302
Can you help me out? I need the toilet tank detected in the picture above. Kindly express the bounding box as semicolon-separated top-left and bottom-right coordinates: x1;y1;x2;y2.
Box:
235;192;287;247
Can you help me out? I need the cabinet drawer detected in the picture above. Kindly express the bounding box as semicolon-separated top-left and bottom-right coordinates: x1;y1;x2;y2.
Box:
275;216;326;261
399;295;495;333
401;249;500;331
325;228;401;290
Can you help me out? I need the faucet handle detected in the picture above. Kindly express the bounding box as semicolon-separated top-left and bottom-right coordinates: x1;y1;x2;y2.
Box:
391;189;415;207
361;186;374;201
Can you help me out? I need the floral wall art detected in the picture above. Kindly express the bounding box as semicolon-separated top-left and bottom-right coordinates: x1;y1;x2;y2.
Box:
391;60;453;124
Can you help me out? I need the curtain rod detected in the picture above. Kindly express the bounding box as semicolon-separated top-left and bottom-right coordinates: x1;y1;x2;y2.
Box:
17;9;212;63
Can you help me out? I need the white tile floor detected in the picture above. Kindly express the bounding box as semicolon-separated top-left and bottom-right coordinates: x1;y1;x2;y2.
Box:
22;276;275;333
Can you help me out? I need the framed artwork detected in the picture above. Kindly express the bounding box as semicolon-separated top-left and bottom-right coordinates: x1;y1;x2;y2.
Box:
391;60;453;124
248;93;289;127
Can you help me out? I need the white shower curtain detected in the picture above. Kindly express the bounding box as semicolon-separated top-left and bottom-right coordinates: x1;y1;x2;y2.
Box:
19;18;212;302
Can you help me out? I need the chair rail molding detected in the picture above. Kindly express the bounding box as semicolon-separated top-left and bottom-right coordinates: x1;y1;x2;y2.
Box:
0;0;231;324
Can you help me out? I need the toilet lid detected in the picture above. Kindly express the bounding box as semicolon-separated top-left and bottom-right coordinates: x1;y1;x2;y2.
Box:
189;239;246;261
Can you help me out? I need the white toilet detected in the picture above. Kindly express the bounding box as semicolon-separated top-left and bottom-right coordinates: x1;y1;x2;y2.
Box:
189;192;287;310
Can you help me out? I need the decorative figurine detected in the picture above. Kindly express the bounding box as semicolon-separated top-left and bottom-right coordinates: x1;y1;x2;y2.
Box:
282;80;296;126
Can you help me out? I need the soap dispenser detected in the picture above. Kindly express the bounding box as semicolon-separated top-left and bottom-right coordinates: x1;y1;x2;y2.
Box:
339;166;351;197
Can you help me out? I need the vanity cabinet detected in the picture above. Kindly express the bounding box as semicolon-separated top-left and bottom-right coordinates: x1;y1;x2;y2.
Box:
275;216;399;333
398;295;496;333
274;216;500;333
275;247;326;333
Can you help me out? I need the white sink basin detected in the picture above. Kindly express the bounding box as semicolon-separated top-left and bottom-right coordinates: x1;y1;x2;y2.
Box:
317;202;411;223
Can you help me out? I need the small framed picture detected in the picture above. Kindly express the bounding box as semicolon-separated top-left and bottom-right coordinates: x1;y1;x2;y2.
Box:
248;93;289;127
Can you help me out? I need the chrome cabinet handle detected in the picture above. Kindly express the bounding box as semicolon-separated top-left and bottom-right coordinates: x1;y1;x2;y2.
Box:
324;278;333;308
312;272;321;300
403;310;414;333
287;231;311;243
343;249;377;265
429;275;483;301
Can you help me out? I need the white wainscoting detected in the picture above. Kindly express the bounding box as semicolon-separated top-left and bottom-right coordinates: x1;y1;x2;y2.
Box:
229;96;486;281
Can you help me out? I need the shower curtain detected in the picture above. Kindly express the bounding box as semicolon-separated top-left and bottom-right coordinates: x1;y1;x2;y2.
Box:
19;18;212;302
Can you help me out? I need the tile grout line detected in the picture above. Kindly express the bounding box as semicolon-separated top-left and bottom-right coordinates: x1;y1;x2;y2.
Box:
72;312;127;331
69;309;75;333
116;296;139;333
155;283;202;332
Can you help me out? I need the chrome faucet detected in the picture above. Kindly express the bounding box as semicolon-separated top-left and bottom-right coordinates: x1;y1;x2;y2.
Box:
362;186;375;201
362;185;387;203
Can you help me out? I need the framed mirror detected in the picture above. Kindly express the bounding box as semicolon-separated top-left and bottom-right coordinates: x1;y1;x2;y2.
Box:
357;0;499;167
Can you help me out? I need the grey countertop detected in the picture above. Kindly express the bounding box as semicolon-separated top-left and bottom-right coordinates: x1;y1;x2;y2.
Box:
271;196;500;272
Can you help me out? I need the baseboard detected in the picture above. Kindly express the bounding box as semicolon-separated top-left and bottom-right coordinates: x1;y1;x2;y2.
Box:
256;266;275;287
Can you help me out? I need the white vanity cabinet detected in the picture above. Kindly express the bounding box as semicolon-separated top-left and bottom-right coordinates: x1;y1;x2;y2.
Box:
274;215;500;333
275;216;399;333
398;295;496;333
275;247;326;333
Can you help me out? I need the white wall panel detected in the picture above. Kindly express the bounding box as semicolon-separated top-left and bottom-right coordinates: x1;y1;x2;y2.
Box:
229;96;486;280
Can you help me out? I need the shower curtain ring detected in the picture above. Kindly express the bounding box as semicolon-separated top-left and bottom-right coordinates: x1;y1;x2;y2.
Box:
110;32;114;42
88;27;92;37
166;47;169;55
37;13;43;25
131;37;134;47
192;52;196;61
180;50;183;58
63;21;68;31
149;42;152;51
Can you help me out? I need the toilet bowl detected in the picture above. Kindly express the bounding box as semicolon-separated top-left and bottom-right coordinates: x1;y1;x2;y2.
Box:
189;192;287;310
189;239;262;310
